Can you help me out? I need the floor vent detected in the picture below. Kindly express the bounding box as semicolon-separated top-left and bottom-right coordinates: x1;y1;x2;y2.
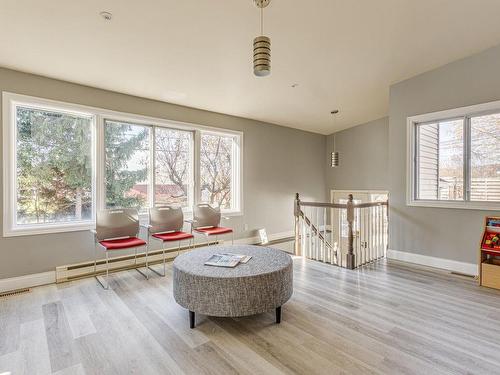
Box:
450;271;476;278
0;288;31;298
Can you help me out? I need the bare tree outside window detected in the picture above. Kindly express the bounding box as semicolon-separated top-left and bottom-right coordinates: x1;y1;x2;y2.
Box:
470;113;500;201
200;133;233;209
155;128;192;207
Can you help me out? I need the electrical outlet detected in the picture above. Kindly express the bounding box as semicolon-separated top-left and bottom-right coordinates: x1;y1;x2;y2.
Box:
244;223;249;231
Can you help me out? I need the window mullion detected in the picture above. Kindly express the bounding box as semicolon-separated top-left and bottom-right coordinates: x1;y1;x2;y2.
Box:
193;130;201;209
464;116;471;202
413;123;419;200
96;115;105;213
231;136;237;211
149;126;156;209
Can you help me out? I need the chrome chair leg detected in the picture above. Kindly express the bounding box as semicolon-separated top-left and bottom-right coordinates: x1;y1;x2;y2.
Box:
136;244;150;280
93;242;97;274
163;243;167;276
105;251;109;288
95;245;110;290
231;232;234;245
134;247;138;265
146;244;150;279
95;250;110;290
148;240;166;277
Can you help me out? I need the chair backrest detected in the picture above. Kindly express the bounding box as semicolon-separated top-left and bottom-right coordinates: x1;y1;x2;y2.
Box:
193;204;221;228
95;209;139;241
149;206;184;234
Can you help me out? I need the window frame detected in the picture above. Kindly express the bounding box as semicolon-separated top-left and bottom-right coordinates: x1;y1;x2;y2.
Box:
3;92;243;237
198;129;242;214
407;100;500;210
3;94;98;237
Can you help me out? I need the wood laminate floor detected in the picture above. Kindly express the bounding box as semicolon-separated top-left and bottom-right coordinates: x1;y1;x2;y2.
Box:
2;256;500;375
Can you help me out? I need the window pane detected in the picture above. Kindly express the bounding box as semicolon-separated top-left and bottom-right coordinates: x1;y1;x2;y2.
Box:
105;120;150;212
200;133;233;209
417;119;463;200
438;119;464;200
16;106;93;225
417;122;439;199
154;128;193;207
470;113;500;202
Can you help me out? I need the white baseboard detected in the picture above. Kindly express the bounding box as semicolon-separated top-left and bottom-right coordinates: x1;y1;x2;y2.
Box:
0;271;55;293
231;230;295;245
387;249;477;276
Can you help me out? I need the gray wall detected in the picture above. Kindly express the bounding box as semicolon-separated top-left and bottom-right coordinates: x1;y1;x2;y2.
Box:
389;44;500;264
326;117;389;192
0;68;326;278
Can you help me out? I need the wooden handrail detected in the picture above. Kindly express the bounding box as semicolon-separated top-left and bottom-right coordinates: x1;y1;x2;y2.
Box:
298;200;388;209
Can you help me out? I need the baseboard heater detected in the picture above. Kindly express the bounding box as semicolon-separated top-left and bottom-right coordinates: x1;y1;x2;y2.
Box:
55;241;220;283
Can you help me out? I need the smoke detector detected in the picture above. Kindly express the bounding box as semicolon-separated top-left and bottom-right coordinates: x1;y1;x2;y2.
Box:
100;11;112;21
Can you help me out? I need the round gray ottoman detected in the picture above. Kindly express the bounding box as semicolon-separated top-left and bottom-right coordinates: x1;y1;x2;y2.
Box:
173;245;293;328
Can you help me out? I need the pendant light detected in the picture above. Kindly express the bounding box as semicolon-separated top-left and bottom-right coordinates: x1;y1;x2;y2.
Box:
253;0;271;77
331;110;340;167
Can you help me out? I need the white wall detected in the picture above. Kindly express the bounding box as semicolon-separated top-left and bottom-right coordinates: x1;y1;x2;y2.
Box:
389;44;500;265
326;117;389;193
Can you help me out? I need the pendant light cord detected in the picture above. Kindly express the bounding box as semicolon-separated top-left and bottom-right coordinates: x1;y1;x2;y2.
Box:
332;111;336;150
260;7;264;35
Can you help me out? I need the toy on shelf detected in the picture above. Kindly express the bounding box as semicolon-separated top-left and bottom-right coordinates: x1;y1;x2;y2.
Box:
479;216;500;290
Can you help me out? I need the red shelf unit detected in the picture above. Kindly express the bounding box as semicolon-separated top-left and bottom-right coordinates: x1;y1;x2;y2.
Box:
479;216;500;290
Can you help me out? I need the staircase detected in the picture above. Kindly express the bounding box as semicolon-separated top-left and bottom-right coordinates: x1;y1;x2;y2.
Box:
293;193;388;269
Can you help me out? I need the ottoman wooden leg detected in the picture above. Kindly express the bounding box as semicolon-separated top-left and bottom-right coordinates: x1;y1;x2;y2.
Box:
276;306;281;324
189;310;195;329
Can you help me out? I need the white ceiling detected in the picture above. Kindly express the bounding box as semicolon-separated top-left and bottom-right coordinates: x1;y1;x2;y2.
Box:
2;1;500;134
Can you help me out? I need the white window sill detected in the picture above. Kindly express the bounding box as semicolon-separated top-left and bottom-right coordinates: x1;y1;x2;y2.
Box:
221;210;243;217
407;199;500;211
5;210;244;237
4;222;95;237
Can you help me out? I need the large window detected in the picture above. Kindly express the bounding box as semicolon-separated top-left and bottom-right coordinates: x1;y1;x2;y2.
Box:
416;119;464;201
155;127;193;208
200;132;237;209
104;121;194;211
3;93;242;236
105;120;151;212
15;107;93;225
408;102;500;210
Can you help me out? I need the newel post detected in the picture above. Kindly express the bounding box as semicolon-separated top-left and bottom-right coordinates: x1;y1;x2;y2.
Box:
346;194;355;269
294;193;301;256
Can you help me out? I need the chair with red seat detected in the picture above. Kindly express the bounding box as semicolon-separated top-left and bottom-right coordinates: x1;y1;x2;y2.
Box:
192;204;233;245
92;208;149;289
146;206;194;277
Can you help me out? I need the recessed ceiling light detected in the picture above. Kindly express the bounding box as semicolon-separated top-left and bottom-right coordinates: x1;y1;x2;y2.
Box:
100;11;112;21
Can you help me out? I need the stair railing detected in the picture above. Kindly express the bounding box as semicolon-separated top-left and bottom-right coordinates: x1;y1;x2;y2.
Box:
294;193;388;269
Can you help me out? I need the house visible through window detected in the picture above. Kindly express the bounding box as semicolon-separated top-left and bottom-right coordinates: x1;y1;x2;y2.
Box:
416;119;464;201
409;104;500;209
